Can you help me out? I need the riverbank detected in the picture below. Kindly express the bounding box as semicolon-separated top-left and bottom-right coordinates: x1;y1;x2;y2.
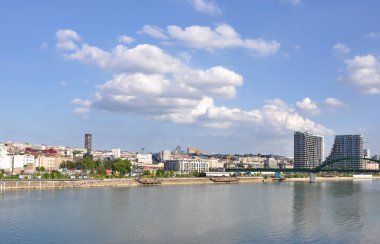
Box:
0;176;379;192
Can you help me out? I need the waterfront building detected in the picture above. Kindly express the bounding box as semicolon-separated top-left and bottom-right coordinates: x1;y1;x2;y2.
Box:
326;135;363;169
294;132;324;168
164;159;209;173
112;148;121;159
12;154;35;169
84;133;92;155
0;145;12;173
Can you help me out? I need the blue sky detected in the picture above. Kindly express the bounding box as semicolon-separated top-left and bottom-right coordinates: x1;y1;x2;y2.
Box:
1;0;380;156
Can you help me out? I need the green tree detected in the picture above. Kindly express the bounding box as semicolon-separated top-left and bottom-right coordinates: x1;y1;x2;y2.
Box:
96;164;106;175
112;159;132;176
156;169;165;177
82;156;95;171
36;166;46;172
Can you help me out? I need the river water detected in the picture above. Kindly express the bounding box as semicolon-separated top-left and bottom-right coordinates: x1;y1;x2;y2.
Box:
1;180;380;243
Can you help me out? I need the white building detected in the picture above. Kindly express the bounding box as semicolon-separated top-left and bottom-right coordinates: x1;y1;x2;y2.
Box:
136;153;153;165
208;158;224;169
164;159;209;173
160;150;172;161
12;154;35;168
112;148;121;159
264;158;278;168
0;145;12;172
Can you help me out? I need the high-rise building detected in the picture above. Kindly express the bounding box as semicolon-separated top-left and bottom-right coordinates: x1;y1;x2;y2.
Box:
327;135;363;169
84;133;92;155
294;132;324;168
112;148;121;159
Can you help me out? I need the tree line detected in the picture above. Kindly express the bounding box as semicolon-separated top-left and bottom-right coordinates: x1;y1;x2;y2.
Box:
60;156;132;176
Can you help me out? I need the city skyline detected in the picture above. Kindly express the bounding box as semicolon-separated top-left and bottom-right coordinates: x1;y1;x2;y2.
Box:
1;1;380;155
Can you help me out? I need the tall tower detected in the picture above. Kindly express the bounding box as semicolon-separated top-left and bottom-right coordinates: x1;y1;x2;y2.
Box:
327;135;363;169
84;133;92;155
294;132;324;168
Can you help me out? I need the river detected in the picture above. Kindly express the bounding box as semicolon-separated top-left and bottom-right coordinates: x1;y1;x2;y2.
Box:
1;180;379;243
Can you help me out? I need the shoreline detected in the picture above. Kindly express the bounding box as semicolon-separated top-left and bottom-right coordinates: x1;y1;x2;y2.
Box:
0;176;379;192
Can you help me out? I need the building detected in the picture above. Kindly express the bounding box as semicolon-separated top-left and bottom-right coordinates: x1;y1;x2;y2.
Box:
112;148;121;159
294;132;324;168
164;159;209;173
327;135;363;169
160;150;171;162
0;145;12;173
264;158;278;168
136;153;153;165
363;148;371;158
84;133;92;155
208;158;224;169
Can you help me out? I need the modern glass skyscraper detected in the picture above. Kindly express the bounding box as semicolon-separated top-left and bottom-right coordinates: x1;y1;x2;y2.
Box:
84;133;92;155
294;132;324;168
326;135;363;169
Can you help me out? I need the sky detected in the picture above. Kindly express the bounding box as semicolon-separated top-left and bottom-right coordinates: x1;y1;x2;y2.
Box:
1;0;380;156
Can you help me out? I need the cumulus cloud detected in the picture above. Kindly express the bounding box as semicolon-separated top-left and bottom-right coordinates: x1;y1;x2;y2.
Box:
118;35;134;44
333;43;351;55
324;98;343;107
57;29;332;136
139;23;280;56
340;55;380;94
296;97;321;115
138;25;168;40
190;0;222;16
56;29;81;50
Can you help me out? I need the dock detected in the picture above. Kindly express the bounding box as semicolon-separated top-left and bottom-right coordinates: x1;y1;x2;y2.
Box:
135;178;162;185
209;177;239;184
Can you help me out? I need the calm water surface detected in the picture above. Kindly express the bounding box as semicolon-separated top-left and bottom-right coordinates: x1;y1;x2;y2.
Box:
1;180;380;243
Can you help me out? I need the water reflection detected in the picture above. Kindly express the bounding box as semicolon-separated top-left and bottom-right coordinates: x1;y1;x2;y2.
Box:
0;181;379;243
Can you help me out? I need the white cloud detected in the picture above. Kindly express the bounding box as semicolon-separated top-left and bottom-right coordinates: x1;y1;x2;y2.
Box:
58;29;332;136
60;81;68;86
138;25;168;40
56;29;81;50
262;99;332;135
166;24;280;56
71;98;91;113
118;35;134;44
341;55;380;94
190;0;222;16
333;43;351;55
71;98;91;107
324;98;343;107
73;107;90;114
296;97;321;115
367;32;380;39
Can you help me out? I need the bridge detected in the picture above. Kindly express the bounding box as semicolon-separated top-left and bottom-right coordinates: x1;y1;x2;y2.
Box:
225;157;380;183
